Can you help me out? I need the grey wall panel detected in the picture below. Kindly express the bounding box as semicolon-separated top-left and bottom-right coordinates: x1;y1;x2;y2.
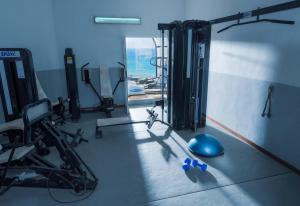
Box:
37;67;125;108
36;69;68;102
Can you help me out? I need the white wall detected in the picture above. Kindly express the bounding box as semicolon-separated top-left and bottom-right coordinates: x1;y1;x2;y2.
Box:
186;0;300;87
52;0;185;68
0;0;60;71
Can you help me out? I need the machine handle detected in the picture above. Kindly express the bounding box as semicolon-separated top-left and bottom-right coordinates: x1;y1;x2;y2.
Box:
117;62;125;68
80;62;90;69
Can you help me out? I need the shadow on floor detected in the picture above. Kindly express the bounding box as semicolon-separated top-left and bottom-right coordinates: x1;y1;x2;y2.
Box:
135;127;177;162
170;124;296;206
185;169;217;184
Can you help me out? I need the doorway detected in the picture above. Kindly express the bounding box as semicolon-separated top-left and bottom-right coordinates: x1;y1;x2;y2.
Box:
125;37;168;106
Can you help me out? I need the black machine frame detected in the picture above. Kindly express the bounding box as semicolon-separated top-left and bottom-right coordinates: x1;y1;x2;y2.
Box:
0;49;38;122
158;21;212;131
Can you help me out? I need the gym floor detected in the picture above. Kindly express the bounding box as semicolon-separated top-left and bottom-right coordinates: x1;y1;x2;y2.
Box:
1;106;300;206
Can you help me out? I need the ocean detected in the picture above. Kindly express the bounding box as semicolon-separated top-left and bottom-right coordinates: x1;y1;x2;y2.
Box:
126;48;156;79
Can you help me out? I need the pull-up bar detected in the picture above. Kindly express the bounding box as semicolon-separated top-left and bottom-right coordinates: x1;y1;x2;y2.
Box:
158;1;300;32
209;0;300;25
217;14;295;33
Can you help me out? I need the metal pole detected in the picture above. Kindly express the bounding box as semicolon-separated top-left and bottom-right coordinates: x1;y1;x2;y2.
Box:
161;30;165;121
193;33;200;133
167;30;173;125
152;38;158;78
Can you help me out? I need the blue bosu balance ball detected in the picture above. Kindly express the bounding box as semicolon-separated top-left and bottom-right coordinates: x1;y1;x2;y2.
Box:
188;134;224;157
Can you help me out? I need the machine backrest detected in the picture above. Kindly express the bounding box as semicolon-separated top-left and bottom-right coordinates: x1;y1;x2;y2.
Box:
23;99;52;144
23;99;52;126
99;65;113;98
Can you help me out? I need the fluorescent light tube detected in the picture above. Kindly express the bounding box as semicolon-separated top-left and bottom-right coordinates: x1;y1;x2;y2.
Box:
94;17;141;25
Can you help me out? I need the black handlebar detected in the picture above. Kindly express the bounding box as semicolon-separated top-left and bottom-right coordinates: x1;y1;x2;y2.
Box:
81;62;90;69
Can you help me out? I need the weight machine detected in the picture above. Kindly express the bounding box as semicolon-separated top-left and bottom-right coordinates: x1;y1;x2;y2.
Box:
80;61;125;117
0;99;97;196
96;103;171;138
0;48;68;123
0;48;86;147
158;20;211;131
157;1;300;157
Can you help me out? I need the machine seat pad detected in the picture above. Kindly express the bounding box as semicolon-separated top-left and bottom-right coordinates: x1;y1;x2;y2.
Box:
99;66;113;98
0;146;34;164
51;101;60;106
102;95;113;99
97;117;132;127
0;119;24;133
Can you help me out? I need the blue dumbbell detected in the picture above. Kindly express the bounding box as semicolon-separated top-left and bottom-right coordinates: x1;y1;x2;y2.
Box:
192;160;207;172
182;158;207;172
182;158;192;171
